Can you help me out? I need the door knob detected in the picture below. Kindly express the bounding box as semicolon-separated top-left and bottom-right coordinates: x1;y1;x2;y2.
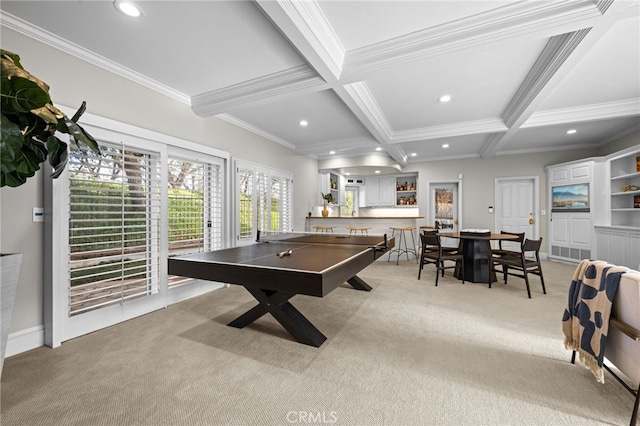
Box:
529;218;534;225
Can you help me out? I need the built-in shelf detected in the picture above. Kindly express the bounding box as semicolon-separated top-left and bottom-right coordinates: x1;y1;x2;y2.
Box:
609;148;640;227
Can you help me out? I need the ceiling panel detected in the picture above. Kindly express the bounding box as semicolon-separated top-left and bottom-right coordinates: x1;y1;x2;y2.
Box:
508;117;640;153
228;89;374;147
366;38;549;130
540;16;640;110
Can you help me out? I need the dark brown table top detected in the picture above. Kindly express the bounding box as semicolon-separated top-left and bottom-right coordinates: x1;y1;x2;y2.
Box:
168;233;392;297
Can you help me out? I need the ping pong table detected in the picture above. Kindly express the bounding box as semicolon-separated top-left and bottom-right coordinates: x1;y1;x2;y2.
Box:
167;231;393;347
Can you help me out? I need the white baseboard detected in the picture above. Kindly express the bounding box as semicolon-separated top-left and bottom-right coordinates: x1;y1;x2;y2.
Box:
6;325;45;357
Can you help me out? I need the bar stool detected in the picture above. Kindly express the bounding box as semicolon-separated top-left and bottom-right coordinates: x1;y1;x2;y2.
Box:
313;225;335;233
387;226;418;264
346;226;371;235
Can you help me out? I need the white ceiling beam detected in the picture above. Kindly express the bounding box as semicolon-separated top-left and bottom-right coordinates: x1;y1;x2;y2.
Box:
255;0;345;82
191;65;325;117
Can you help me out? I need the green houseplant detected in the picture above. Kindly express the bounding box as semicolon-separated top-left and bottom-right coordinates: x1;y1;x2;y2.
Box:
321;192;334;217
1;49;100;187
0;49;101;377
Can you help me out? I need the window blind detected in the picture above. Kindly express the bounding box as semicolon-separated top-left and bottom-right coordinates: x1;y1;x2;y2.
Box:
167;157;223;287
67;143;161;316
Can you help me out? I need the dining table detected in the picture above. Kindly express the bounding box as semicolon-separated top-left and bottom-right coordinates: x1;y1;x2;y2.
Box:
437;231;520;284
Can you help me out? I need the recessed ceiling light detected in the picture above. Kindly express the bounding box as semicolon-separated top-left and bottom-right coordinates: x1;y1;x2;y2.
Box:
374;170;381;174
375;147;382;151
439;95;452;103
410;153;417;157
299;120;308;127
114;0;143;17
566;129;577;134
329;151;335;155
442;144;450;149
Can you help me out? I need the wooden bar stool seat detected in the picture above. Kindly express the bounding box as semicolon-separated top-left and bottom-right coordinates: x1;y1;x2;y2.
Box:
387;226;418;264
313;225;335;233
346;226;371;235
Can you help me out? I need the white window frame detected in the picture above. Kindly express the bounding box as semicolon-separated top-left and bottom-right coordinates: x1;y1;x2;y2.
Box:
45;109;230;348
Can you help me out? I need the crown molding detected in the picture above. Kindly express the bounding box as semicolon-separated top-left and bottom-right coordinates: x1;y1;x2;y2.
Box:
191;65;324;117
0;12;191;105
215;114;295;150
522;99;640;127
343;1;601;78
390;118;508;144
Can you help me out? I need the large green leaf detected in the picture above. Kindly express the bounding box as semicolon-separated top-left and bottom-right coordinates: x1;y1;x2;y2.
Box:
0;75;50;113
47;135;68;178
0;114;24;173
1;170;27;187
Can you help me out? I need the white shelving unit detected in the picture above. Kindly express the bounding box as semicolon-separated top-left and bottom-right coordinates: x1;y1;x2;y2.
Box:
609;149;640;227
395;175;417;206
595;145;640;269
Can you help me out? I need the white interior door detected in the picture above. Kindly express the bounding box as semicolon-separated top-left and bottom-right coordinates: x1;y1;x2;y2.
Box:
495;177;538;249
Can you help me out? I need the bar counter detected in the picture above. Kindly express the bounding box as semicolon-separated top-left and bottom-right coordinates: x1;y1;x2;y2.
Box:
305;216;425;261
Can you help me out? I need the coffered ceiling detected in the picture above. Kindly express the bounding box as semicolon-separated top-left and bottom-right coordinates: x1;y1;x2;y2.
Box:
1;0;639;170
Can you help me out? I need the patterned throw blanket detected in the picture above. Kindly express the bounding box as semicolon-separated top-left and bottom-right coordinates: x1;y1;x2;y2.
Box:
562;259;625;383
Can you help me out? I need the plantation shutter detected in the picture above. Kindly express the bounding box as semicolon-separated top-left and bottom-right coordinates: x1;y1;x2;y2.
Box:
68;143;161;316
236;161;293;240
167;157;223;287
238;166;254;241
256;170;269;233
277;174;293;232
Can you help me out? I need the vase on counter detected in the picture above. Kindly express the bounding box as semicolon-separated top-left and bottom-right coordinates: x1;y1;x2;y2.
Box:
322;204;329;217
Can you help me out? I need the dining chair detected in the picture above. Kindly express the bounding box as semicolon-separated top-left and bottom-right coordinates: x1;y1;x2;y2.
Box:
418;233;464;286
422;229;458;254
491;231;525;260
492;237;546;298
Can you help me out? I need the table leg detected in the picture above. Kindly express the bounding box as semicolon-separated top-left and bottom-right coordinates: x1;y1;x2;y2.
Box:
347;275;372;291
228;287;327;347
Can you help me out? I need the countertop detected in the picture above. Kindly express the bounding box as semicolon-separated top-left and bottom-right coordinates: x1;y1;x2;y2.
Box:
307;216;424;219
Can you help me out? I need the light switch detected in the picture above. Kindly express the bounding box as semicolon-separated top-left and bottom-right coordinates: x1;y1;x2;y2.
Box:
488;206;493;214
33;207;44;222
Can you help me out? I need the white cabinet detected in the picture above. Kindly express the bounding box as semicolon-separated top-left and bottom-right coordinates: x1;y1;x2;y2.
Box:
364;177;380;206
364;174;417;207
595;226;640;270
379;176;395;206
546;159;604;263
365;176;396;206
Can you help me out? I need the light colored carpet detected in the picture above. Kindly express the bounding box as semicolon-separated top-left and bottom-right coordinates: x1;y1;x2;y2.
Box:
0;259;634;425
